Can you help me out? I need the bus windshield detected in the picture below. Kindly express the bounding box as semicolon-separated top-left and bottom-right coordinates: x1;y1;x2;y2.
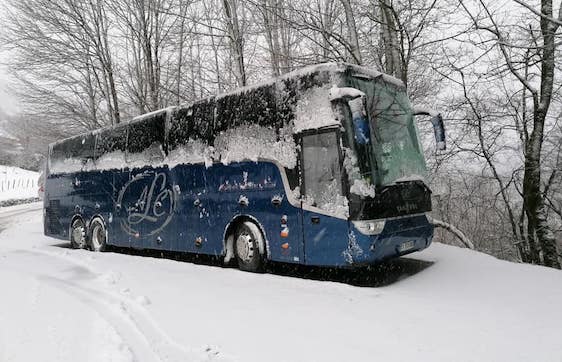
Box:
347;76;427;187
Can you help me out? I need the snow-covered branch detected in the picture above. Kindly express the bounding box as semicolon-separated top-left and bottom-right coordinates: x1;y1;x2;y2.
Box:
428;216;475;250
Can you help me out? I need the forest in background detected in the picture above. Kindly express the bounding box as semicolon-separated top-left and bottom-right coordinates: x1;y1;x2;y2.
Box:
0;0;561;268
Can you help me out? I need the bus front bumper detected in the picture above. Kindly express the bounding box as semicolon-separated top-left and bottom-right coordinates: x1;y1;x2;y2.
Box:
346;214;434;265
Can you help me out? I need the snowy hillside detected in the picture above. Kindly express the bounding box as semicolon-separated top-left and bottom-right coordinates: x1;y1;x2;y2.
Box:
0;203;561;362
0;165;39;202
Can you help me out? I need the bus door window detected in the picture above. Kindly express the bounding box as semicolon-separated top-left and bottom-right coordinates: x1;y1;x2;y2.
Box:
301;131;344;210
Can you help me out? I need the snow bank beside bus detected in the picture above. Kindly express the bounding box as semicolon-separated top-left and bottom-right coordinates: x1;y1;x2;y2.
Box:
0;165;40;202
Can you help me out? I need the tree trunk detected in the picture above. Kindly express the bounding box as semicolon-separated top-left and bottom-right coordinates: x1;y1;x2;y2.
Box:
378;0;402;80
340;0;362;64
177;12;185;105
521;0;561;268
222;0;246;87
260;0;281;76
277;0;291;73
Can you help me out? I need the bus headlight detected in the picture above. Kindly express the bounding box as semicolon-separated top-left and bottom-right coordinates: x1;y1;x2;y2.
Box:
352;220;385;235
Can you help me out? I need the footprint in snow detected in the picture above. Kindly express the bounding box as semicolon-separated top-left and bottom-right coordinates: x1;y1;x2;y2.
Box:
98;271;122;285
135;295;151;306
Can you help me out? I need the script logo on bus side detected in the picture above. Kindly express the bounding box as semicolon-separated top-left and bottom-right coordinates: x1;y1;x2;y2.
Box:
116;171;177;237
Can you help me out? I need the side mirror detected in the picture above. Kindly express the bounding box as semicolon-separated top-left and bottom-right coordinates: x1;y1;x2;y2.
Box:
413;107;446;150
329;85;371;145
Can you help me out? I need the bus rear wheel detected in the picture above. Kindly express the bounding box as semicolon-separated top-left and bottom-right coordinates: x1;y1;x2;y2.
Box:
234;221;264;272
89;218;107;252
70;218;87;249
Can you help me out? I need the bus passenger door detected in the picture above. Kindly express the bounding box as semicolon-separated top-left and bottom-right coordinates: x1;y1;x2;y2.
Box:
299;130;350;266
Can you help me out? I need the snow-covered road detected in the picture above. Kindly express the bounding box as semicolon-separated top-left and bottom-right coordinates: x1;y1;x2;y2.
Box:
1;203;561;362
0;202;42;232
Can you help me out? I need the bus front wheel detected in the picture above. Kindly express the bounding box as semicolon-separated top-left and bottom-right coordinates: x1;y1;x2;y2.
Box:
234;221;264;272
70;218;87;249
89;218;107;252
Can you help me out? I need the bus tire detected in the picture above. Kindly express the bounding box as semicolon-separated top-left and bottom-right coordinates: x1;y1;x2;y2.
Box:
89;218;107;252
70;218;87;249
234;221;264;272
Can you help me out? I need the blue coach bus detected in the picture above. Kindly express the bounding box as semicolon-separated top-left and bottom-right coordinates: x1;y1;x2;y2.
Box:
44;63;445;272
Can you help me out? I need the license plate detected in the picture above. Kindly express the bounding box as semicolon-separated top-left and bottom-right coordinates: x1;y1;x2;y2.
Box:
398;240;415;253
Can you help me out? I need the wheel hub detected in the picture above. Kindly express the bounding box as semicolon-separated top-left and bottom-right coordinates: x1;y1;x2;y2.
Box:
236;233;254;262
91;224;106;249
72;225;85;247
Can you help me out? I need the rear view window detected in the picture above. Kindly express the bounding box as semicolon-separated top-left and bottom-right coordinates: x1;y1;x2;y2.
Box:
49;133;96;174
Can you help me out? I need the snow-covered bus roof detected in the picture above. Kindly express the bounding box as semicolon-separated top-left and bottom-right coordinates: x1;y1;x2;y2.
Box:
131;106;176;123
178;62;404;109
49;62;402;150
47;62;406;182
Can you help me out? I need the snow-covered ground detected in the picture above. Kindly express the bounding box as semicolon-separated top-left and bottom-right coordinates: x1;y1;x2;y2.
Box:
0;165;39;202
0;203;561;362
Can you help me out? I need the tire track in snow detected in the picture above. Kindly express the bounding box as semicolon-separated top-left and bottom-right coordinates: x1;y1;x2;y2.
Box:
39;276;182;362
5;249;227;362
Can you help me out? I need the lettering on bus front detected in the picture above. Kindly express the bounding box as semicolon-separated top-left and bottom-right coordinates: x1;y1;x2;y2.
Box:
116;171;177;237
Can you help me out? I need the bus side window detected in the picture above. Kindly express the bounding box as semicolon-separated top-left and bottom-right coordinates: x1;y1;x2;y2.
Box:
94;126;127;164
126;115;166;164
168;108;192;150
78;134;96;170
301;131;343;208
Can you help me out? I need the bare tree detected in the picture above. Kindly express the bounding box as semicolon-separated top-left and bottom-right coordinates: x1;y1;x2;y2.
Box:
458;0;561;268
222;0;247;86
2;0;121;128
111;0;175;113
